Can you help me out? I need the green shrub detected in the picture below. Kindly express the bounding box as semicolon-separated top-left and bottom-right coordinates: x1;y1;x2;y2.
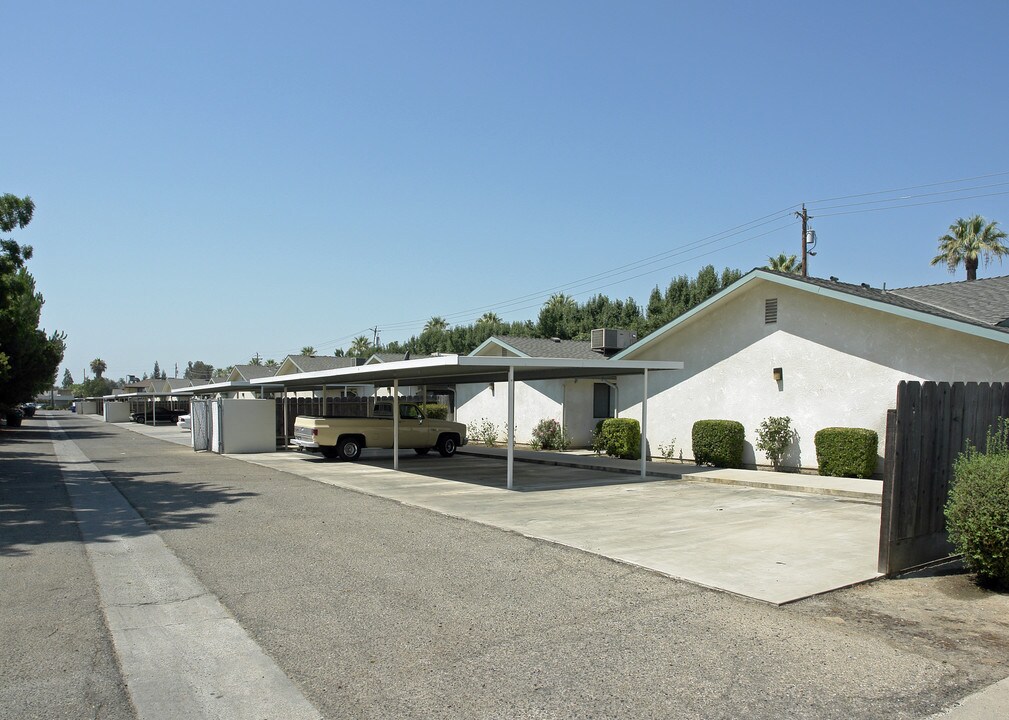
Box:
755;416;794;468
657;438;677;460
420;403;448;420
595;418;640;460
472;418;500;446
530;418;570;451
691;420;744;468
814;427;878;478
945;418;1009;588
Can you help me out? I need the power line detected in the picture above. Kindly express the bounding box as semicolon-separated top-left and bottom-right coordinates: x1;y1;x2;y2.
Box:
283;170;1009;354
812;189;1009;218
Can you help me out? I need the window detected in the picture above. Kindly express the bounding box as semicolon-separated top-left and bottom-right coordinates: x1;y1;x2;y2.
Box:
593;383;614;418
764;298;778;324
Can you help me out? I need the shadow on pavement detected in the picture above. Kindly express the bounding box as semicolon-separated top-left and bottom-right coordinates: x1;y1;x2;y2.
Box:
0;416;258;557
301;450;662;492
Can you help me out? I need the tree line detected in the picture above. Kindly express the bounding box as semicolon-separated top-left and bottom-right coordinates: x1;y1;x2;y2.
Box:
339;265;743;358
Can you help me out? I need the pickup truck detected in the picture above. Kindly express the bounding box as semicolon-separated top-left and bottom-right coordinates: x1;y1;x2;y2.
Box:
292;402;467;461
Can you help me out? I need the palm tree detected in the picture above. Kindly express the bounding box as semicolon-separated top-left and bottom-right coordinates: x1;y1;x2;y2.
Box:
931;215;1009;281
477;312;502;325
349;335;372;357
264;359;278;368
90;358;107;379
765;253;799;274
424;316;449;333
300;345;315;356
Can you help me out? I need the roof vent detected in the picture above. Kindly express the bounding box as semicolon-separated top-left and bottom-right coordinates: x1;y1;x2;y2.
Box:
764;298;778;324
550;337;561;343
860;283;870;289
591;328;637;355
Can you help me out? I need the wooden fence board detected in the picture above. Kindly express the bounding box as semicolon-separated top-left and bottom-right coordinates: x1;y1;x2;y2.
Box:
880;380;1009;574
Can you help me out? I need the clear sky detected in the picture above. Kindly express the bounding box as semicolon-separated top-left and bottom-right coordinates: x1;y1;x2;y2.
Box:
7;1;1009;382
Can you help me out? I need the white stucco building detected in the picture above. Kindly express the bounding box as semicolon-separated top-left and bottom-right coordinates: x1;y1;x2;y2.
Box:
615;270;1009;471
456;271;1009;473
455;336;618;447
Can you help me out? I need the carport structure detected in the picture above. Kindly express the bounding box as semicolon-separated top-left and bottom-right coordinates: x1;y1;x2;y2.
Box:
248;355;683;489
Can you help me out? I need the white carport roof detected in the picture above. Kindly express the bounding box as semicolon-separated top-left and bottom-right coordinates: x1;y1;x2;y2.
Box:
249;354;684;489
247;354;682;388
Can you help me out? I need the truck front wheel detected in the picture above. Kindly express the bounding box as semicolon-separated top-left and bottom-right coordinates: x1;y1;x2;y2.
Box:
437;435;458;457
337;437;363;461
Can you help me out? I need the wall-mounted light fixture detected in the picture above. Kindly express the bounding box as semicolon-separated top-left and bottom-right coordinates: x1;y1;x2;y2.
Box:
772;367;783;382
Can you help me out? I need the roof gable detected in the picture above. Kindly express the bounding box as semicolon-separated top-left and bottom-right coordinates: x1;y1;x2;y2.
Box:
471;335;601;360
616;269;1009;359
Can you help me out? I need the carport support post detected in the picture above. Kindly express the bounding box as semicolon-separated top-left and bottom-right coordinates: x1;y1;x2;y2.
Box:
283;389;289;447
507;366;515;490
640;369;648;479
393;379;400;471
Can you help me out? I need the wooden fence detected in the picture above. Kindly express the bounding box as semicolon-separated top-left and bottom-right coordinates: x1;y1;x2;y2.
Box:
878;381;1009;575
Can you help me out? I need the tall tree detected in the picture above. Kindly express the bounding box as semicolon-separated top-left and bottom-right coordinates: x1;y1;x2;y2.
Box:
300;346;315;356
62;368;74;388
264;358;279;368
766;253;799;274
152;360;161;379
477;312;502;325
90;358;107;378
931;215;1009;281
349;336;372;357
248;354;263;366
537;293;578;339
0;194;65;410
424;317;449;333
184;360;214;381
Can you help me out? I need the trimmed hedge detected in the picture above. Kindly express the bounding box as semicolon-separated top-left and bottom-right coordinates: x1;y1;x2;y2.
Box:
814;427;878;478
594;418;640;460
420;403;449;420
691;420;745;468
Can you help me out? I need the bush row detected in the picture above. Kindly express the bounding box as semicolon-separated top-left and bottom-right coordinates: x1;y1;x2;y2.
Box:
688;419;879;477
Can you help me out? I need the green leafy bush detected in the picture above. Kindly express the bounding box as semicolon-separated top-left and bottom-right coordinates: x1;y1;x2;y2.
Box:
814;427;878;478
755;416;794;468
594;418;640;460
691;420;744;468
530;418;570;451
472;418;500;446
657;438;677;460
420;403;448;420
945;418;1009;588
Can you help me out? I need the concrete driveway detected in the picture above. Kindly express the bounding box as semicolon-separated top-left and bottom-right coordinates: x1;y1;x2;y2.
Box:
119;418;882;604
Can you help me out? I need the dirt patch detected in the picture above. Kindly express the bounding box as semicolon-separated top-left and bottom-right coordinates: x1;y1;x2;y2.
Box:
792;561;1009;687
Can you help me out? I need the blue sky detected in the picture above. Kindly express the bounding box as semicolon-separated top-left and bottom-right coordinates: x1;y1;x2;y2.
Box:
7;1;1009;382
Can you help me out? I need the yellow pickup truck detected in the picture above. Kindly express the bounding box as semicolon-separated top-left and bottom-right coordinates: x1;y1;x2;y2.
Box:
292;402;467;461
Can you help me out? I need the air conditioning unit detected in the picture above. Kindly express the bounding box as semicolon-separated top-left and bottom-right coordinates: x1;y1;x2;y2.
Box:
590;328;637;355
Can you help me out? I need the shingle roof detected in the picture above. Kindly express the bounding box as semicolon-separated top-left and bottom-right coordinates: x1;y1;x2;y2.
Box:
486;336;602;360
163;378;194;390
889;275;1009;327
287;355;364;373
768;271;1009;335
233;364;275;380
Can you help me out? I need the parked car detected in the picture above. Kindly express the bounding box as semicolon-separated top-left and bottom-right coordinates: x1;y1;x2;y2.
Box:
21;402;37;418
177;414;191;430
131;408;183;424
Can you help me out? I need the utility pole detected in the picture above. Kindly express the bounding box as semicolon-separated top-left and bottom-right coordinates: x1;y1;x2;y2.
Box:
370;326;380;347
796;204;813;277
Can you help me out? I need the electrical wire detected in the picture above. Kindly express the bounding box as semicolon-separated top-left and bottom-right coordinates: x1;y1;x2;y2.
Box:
269;170;1009;356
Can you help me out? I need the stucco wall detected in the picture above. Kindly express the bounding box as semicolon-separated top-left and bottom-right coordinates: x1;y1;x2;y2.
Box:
456;380;564;444
620;280;1009;471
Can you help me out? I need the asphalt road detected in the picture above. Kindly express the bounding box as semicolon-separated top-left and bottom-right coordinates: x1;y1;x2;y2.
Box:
2;412;1006;719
